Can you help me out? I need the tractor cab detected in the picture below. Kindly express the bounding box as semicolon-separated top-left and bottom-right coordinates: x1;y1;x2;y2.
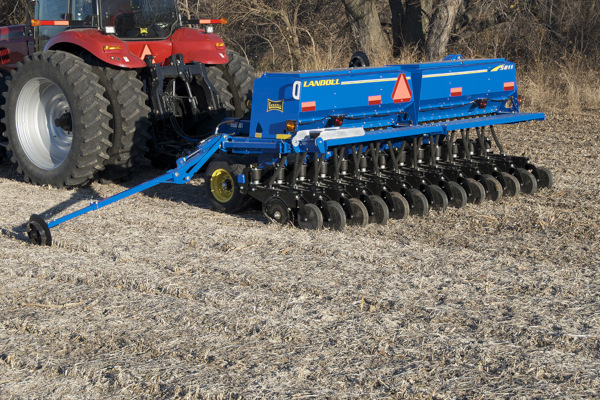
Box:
33;0;180;52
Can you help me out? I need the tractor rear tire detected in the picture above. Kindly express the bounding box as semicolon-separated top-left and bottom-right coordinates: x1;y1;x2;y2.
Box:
95;67;151;181
2;51;111;187
218;50;256;118
205;156;253;213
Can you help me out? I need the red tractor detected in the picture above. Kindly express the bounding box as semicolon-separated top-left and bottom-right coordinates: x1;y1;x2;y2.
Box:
0;0;255;187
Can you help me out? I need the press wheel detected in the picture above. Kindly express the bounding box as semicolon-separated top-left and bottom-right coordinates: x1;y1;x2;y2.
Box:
262;196;291;225
480;174;503;202
500;172;520;197
405;188;429;217
346;198;369;227
425;185;448;212
298;203;323;230
515;168;537;194
387;191;410;220
323;201;346;231
536;166;553;189
465;178;486;204
367;195;389;225
443;181;468;209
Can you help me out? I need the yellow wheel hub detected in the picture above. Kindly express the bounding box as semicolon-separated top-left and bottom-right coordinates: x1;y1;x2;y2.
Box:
210;168;234;203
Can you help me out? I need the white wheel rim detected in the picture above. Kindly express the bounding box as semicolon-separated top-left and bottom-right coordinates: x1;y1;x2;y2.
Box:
16;77;72;170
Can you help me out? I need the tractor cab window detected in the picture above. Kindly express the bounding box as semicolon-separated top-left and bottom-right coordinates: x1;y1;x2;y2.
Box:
100;0;178;39
72;0;98;22
36;0;69;51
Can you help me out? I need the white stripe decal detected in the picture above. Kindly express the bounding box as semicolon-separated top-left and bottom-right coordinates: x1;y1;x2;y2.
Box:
341;77;408;86
423;69;488;78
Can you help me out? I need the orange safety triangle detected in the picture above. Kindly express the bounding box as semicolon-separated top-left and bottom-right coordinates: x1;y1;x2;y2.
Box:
140;44;153;61
392;73;412;103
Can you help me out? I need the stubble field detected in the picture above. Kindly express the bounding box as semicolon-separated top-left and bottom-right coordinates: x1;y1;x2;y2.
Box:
0;112;598;399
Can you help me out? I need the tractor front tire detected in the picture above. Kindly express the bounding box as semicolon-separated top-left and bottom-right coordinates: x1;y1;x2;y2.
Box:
205;157;253;213
0;74;7;161
2;51;111;187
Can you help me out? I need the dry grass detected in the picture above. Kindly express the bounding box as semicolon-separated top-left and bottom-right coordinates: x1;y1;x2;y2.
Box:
0;112;599;399
519;54;600;113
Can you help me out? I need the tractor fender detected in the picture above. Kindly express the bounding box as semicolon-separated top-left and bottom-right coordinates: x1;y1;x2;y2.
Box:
45;29;146;68
170;28;228;65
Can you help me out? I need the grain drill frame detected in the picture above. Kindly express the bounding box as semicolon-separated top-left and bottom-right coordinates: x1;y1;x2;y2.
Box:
27;56;552;245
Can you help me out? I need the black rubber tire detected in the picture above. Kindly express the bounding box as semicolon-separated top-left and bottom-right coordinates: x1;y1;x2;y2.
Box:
2;51;111;187
425;184;448;212
444;181;468;208
347;198;369;227
94;67;151;181
323;200;346;231
405;188;429;217
0;74;6;161
298;203;323;230
536;166;553;189
515;168;537;194
349;51;370;68
387;191;410;220
205;157;253;213
207;66;234;113
217;50;256;118
465;178;486;204
27;214;52;246
500;171;520;197
480;174;503;202
367;195;389;225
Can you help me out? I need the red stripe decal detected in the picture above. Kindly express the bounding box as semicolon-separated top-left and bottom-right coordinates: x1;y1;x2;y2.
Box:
504;82;515;91
301;101;316;112
368;95;382;105
450;87;462;97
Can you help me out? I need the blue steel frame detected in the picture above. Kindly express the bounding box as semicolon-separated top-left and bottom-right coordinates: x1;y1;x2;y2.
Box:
46;134;226;229
42;111;543;232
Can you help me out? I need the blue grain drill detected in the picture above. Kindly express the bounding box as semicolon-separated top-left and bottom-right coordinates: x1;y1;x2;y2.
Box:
27;55;552;245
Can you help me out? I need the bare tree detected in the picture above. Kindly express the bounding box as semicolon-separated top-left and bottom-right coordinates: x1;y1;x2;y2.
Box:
0;0;28;26
340;0;390;64
388;0;431;55
425;0;462;60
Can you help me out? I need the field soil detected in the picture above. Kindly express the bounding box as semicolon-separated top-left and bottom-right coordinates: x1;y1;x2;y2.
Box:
0;112;598;399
